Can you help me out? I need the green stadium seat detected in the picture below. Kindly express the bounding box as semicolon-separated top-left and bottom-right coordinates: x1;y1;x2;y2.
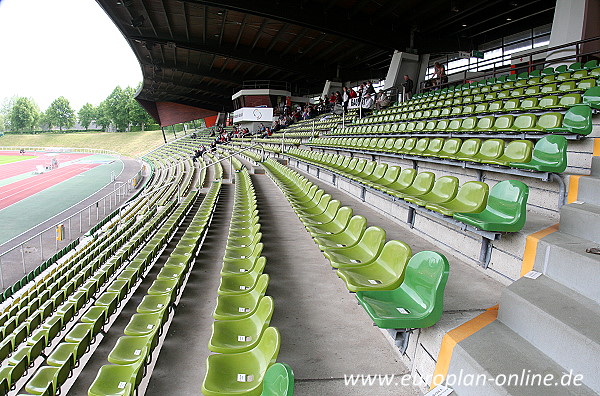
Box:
438;138;462;159
404;176;459;207
25;361;71;396
454;138;482;162
219;257;267;295
423;138;445;157
47;339;88;368
582;87;600;109
323;227;386;269
511;135;568;173
221;244;264;275
355;251;449;329
381;169;416;195
307;207;354;237
547;105;592;135
202;327;281;396
209;296;274;354
474;139;505;163
336;240;412;292
525;112;563;133
454;180;529;232
87;360;143;396
394;172;435;199
108;335;151;365
425;181;489;216
260;363;294;396
485;139;533;166
313;215;367;250
584;60;599;69
213;274;269;320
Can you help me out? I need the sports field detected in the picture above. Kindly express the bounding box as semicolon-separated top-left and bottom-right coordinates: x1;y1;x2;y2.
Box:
0;152;124;245
0;154;36;165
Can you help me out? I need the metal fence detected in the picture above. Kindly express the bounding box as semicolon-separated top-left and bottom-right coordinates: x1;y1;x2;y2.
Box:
0;152;146;290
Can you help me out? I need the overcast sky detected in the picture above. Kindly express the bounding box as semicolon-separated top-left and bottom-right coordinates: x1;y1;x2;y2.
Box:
0;0;142;111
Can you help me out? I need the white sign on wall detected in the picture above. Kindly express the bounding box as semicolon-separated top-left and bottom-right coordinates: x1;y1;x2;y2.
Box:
233;107;274;122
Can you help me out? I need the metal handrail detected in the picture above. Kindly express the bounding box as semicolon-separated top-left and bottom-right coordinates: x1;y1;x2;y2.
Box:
198;144;266;173
421;35;600;92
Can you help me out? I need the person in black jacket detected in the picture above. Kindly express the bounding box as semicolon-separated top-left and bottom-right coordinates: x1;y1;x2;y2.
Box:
402;75;414;101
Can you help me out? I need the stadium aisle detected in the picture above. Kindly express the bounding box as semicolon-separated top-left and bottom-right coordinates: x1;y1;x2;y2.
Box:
247;170;422;395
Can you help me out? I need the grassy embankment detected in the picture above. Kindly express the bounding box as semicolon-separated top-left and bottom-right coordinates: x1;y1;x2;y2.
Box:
0;130;170;158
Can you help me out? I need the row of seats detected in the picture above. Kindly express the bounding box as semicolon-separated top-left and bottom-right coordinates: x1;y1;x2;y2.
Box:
88;172;222;395
22;200;179;396
353;94;583;127
307;135;568;173
0;206;163;395
0;139;202;394
410;61;599;103
285;150;530;233
336;104;593;136
260;158;450;329
203;166;290;396
0;239;79;304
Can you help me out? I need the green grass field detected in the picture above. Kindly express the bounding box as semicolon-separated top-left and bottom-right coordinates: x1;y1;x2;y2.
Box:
0;130;170;158
0;155;37;165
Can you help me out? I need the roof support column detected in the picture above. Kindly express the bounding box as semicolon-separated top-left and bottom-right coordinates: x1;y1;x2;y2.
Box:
547;0;600;64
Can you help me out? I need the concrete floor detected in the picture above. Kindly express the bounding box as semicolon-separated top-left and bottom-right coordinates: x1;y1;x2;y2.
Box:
249;172;422;395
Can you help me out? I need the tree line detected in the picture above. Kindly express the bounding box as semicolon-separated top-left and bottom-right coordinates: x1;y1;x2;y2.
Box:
0;84;154;133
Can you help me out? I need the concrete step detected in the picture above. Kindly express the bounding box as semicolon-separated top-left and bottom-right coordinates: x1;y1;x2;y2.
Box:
577;175;600;206
558;202;600;245
589;156;600;178
534;231;600;304
447;321;596;396
498;275;600;393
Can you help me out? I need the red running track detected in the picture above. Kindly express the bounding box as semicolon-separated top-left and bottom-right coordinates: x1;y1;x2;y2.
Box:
0;163;100;210
0;152;91;179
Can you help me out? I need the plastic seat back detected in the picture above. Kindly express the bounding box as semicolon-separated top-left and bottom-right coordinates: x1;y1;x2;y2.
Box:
260;363;294;396
503;99;519;112
402;251;449;325
560;105;592;135
519;97;538;111
536;112;563;131
513;114;536;131
539;95;559;109
475;139;505;162
423;138;444;156
411;138;430;155
455;138;482;160
492;114;514;131
455;181;489;212
439;138;462;158
401;138;417;154
488;180;529;226
389;169;417;191
475;116;494;131
501;140;533;164
427;176;459;203
511;135;568;173
380;166;401;186
583;86;600;109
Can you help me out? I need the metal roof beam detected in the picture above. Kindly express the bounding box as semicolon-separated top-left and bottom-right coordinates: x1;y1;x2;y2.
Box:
179;0;405;50
132;35;334;78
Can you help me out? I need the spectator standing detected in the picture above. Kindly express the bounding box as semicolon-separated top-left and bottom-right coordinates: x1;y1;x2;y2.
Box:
402;75;414;101
433;62;446;87
342;87;350;113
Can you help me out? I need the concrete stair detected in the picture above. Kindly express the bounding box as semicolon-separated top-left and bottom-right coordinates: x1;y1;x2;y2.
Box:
449;321;596;396
498;276;600;392
446;148;600;394
559;202;600;245
534;232;600;304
